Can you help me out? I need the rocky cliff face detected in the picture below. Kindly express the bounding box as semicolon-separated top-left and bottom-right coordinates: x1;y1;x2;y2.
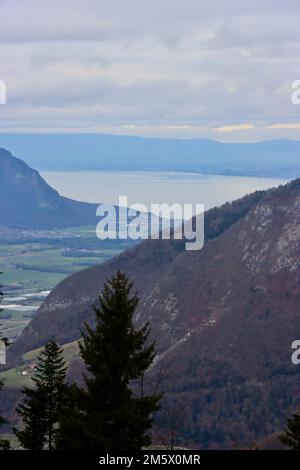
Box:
0;148;98;228
7;178;300;448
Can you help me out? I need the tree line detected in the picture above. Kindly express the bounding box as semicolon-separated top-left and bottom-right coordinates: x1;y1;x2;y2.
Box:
1;271;161;450
1;271;300;450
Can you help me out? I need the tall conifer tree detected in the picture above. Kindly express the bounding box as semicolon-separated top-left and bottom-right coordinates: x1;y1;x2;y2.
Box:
14;339;67;450
57;271;161;450
0;275;10;450
0;381;10;450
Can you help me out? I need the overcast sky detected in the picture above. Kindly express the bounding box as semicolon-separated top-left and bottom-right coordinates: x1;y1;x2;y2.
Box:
1;0;300;141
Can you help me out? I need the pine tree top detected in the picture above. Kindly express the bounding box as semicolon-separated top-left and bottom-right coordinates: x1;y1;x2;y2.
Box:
33;338;67;388
80;271;156;384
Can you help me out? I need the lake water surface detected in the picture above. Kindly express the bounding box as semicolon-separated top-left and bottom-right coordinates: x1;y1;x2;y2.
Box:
42;171;288;214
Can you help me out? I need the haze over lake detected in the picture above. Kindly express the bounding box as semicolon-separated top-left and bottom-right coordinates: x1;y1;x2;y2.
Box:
42;171;288;215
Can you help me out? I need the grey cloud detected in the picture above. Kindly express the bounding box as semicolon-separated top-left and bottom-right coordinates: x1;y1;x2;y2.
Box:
1;0;300;140
1;0;297;44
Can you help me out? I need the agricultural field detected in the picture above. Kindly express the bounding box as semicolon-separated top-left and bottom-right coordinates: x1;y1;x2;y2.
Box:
0;226;135;341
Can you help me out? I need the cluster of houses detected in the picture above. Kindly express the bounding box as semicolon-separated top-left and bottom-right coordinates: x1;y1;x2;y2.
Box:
19;363;37;376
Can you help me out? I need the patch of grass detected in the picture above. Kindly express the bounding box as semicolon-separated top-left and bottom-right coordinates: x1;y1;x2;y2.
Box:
23;340;81;365
1;268;66;288
0;367;32;388
0;340;81;389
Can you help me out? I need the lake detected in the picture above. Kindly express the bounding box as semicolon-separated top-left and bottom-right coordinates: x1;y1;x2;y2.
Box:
42;171;288;215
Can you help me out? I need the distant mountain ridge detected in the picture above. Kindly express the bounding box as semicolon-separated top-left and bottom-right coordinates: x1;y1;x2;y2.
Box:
0;148;99;229
7;178;300;448
1;134;300;177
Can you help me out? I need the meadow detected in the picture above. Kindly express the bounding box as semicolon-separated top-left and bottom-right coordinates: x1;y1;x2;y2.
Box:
0;226;135;340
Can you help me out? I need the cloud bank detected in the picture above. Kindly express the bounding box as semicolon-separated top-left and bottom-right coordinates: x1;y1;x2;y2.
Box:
0;0;300;140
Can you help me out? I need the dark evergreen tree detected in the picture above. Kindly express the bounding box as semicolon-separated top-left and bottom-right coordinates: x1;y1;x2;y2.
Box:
280;410;300;449
0;274;5;346
14;339;68;450
0;381;10;450
0;275;8;348
57;271;161;450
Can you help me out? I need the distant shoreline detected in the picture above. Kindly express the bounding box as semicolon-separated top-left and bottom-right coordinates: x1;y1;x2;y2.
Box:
41;170;288;209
